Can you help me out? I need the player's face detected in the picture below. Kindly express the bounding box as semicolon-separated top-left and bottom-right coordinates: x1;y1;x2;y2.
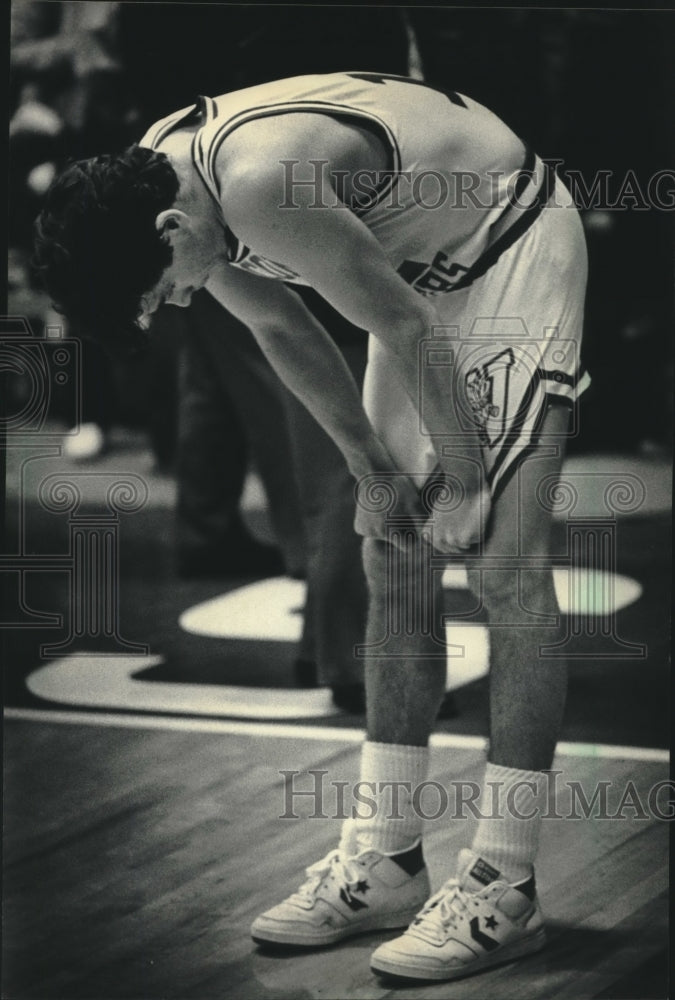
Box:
139;211;223;325
140;262;198;321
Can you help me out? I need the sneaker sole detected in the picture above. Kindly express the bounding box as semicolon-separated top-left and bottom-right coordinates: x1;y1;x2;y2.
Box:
251;905;424;949
371;927;547;982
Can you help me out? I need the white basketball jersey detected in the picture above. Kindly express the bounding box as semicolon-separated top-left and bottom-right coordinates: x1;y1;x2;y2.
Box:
140;72;551;294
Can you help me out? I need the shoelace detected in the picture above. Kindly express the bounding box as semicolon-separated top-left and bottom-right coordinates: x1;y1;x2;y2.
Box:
414;879;481;933
290;850;363;904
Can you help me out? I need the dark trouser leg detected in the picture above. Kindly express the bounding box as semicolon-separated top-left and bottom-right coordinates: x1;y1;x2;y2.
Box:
167;291;306;575
285;371;368;685
187;292;307;576
283;311;369;687
174;311;248;559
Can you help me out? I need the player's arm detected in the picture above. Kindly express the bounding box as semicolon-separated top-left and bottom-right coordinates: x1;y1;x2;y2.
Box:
217;146;488;548
204;261;419;511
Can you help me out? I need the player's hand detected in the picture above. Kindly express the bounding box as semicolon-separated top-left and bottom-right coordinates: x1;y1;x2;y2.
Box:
425;483;492;554
353;469;425;547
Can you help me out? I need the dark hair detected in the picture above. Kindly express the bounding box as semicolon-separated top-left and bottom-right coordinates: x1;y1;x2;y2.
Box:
32;145;180;353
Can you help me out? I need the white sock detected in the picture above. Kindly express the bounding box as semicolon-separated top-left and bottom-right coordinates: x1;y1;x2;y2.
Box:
339;741;430;855
471;761;546;883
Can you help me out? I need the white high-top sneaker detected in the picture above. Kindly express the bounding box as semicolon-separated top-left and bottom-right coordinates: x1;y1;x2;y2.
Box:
370;849;546;981
251;838;431;948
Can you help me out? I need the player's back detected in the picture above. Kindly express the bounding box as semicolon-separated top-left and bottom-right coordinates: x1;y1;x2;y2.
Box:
195;71;523;169
145;72;532;290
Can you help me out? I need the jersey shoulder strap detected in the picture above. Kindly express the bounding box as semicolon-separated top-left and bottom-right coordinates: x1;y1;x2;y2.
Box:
139;97;217;150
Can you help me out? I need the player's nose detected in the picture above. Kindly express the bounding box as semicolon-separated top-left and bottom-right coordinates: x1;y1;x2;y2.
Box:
138;290;162;326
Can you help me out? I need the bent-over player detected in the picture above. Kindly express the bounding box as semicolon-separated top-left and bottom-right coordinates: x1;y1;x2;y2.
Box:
34;72;589;983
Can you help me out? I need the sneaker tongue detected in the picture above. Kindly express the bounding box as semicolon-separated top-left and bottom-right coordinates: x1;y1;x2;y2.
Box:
457;849;502;891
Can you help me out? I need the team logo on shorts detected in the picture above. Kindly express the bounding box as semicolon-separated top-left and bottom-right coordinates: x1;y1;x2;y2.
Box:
465;348;516;448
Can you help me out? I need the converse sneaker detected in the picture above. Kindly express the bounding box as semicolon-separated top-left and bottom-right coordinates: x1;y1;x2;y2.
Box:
251;839;431;947
370;849;546;981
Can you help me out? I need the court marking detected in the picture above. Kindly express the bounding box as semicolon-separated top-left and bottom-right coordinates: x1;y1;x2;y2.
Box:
179;569;643;641
24;653;340;720
4;707;669;762
23;634;489;721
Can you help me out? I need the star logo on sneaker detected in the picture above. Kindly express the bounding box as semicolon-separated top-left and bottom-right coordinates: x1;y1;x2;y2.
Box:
339;885;369;911
469;916;499;952
251;841;431;947
370;849;546;981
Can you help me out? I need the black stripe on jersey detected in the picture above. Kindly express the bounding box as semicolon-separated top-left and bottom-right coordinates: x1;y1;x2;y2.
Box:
223;227;245;263
488;360;584;492
181;98;249;261
539;365;588;390
538;368;575;389
490;395;572;503
190;97;232;222
486;368;544;490
511;146;537;204
192;96;218;174
204;100;402;200
233;242;251;265
144;103;200;150
451;159;557;294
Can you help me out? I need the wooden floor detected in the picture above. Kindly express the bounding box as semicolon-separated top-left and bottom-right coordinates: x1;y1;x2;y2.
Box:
2;715;669;999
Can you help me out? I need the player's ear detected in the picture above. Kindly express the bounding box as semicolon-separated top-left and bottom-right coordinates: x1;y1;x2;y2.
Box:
155;209;190;238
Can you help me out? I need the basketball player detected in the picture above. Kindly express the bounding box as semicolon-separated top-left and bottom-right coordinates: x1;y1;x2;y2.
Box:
34;72;588;982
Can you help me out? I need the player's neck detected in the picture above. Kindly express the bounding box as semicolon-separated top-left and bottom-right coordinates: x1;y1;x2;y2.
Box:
160;140;208;216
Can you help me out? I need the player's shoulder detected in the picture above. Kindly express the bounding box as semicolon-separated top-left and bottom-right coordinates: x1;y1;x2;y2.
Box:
214;114;332;201
212;133;296;236
218;112;323;164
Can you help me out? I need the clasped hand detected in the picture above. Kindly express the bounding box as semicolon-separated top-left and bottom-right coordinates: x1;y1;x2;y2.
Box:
354;470;491;554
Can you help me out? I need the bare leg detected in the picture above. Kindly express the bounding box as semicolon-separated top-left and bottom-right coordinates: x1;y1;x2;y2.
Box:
363;536;446;747
470;401;570;771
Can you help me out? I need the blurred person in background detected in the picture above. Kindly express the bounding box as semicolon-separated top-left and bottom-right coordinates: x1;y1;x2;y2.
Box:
10;0;134;458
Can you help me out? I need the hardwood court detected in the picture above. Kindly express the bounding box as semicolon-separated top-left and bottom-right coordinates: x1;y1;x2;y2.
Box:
3;713;669;999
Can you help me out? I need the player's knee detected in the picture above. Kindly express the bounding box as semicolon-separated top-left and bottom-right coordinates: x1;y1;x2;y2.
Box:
476;564;558;616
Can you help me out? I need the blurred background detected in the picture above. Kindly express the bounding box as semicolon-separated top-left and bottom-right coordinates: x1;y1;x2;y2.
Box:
8;1;674;459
